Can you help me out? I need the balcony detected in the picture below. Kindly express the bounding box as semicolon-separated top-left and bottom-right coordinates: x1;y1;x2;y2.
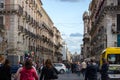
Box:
18;25;23;33
83;33;90;42
26;15;30;23
0;4;23;15
22;11;27;19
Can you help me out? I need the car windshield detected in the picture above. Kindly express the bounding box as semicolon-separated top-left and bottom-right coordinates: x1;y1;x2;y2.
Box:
53;63;63;67
107;54;120;64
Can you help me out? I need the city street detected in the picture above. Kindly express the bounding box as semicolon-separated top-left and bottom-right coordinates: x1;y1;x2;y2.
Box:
12;73;83;80
12;72;101;80
57;73;83;80
57;72;101;80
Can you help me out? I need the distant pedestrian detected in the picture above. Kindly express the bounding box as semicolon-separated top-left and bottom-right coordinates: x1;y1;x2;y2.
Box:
40;59;59;80
81;60;87;77
0;59;11;80
66;63;71;73
0;55;5;66
76;61;82;76
100;58;109;80
71;62;77;73
15;58;38;80
85;59;98;80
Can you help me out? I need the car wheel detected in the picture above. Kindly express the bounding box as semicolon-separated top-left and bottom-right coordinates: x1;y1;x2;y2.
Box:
60;69;65;74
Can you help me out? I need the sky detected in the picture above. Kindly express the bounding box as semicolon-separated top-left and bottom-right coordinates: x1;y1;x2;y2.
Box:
42;0;91;54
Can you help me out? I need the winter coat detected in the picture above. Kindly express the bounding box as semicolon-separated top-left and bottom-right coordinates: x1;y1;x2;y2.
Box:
40;66;59;80
85;63;98;80
17;67;38;80
0;64;11;80
100;63;109;80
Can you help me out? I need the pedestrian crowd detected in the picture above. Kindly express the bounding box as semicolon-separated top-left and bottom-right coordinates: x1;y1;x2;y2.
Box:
0;55;59;80
70;58;109;80
0;54;109;80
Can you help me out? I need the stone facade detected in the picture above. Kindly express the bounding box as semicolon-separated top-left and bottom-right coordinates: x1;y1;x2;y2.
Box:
82;11;91;59
0;0;63;64
83;0;120;60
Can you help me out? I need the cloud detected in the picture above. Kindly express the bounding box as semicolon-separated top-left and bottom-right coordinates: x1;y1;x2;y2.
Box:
59;0;88;2
62;35;83;54
60;0;80;2
70;33;83;37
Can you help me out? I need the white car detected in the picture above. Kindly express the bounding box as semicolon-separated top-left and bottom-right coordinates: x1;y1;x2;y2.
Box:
53;63;66;74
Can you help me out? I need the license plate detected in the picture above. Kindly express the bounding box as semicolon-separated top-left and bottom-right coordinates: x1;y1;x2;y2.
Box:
108;74;120;78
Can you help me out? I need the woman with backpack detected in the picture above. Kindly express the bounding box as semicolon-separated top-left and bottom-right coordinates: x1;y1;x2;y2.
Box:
15;58;38;80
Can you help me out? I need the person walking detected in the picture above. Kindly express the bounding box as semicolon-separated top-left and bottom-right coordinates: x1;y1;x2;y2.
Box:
40;59;59;80
15;58;38;80
81;60;87;77
85;59;98;80
76;61;82;76
0;59;11;80
71;62;74;73
100;58;109;80
66;62;71;73
71;62;77;73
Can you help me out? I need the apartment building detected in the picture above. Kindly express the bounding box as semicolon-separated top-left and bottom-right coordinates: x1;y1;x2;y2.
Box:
83;0;120;60
0;0;63;64
53;26;63;62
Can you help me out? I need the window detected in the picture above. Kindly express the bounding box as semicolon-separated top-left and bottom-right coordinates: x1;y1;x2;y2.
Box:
53;63;62;67
0;16;3;25
117;14;120;32
107;54;120;64
118;0;120;5
0;3;3;8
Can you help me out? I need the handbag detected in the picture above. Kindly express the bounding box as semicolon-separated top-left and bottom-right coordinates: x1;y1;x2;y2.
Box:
51;68;58;79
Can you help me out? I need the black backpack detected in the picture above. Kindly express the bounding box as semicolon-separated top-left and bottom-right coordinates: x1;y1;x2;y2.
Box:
50;67;58;79
44;66;58;79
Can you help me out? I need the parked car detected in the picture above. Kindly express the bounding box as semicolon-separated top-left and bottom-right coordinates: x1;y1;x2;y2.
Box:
53;63;66;74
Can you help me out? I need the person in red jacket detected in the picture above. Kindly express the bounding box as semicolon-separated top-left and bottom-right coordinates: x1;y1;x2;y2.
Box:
15;58;38;80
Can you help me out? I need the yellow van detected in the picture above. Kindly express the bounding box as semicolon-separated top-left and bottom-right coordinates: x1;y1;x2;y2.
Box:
100;47;120;79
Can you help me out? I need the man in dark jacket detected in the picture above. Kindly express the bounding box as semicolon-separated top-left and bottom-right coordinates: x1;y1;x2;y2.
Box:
85;59;98;80
100;58;109;80
0;59;11;80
